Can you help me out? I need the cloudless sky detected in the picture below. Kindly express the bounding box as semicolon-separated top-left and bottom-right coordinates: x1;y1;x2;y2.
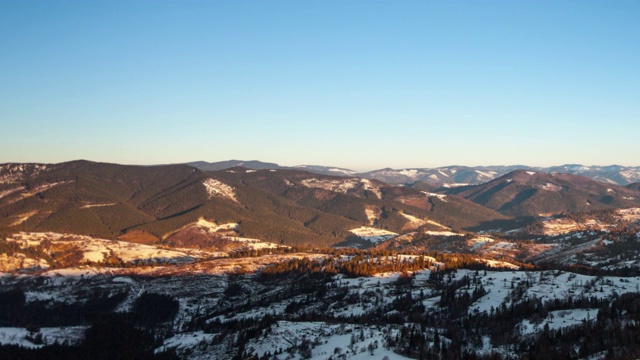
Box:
1;1;638;171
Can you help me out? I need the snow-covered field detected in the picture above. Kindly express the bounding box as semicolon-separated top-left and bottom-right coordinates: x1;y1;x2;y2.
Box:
349;227;398;244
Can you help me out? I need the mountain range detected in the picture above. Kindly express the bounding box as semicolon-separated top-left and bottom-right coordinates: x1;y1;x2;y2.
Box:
0;161;507;248
2;160;640;251
188;160;640;186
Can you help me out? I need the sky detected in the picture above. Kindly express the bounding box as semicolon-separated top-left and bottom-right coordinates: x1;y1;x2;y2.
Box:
0;1;638;171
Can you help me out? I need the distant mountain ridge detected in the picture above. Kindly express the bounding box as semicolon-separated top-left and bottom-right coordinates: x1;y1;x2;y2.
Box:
446;169;640;217
186;160;358;177
188;161;640;186
187;160;281;171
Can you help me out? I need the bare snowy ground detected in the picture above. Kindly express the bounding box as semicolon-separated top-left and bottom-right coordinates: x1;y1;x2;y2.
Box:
349;227;398;244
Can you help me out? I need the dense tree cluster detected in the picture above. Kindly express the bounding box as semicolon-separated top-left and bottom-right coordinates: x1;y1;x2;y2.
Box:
0;287;180;360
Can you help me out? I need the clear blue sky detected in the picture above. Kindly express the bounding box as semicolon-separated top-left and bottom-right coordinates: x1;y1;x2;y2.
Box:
1;1;638;171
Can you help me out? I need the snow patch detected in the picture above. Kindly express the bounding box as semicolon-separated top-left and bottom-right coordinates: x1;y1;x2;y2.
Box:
157;331;216;354
479;259;519;270
468;236;495;250
421;191;447;202
349;227;398;244
6;232;196;266
196;218;239;232
425;220;451;230
424;230;462;237
360;179;382;199
0;187;23;200
539;183;562;191
399;169;418;177
301;178;358;194
518;309;599;335
9;210;38;226
400;212;427;228
441;183;469;188
80;203;116;209
474;170;495;179
364;208;378;226
203;178;238;203
0;326;86;348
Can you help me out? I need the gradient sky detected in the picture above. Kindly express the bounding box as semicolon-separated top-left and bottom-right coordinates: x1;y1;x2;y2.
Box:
1;1;638;171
